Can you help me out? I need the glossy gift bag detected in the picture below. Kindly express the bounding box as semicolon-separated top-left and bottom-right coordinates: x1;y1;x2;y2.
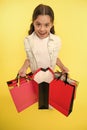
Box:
7;74;38;112
38;82;49;109
49;73;78;116
33;68;54;109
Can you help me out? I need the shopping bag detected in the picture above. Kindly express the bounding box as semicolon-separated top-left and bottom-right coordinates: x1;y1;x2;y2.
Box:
49;72;78;116
38;82;49;109
33;68;54;109
33;67;54;83
7;74;38;112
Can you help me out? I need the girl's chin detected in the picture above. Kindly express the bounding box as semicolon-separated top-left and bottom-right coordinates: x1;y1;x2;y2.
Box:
37;33;49;39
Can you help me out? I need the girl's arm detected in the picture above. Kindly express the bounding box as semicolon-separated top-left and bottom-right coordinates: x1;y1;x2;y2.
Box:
18;59;30;77
56;58;69;73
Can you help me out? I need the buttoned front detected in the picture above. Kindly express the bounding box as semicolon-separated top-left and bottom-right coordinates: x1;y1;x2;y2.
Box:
24;32;61;73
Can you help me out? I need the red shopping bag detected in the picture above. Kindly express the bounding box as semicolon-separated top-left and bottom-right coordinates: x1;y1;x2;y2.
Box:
49;73;78;116
7;74;38;112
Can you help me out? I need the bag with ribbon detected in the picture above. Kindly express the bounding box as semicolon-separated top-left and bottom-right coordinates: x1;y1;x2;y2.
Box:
7;73;38;112
49;71;78;116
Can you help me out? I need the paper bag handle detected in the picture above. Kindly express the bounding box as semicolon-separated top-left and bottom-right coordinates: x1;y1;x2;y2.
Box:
55;71;68;82
60;73;68;83
16;73;32;87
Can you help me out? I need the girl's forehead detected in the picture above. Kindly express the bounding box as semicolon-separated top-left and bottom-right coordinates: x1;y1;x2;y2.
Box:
34;15;52;23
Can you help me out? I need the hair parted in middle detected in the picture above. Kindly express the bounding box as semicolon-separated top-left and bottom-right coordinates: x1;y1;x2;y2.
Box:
28;4;55;35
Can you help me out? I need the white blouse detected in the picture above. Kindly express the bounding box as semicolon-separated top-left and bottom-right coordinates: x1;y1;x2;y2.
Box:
32;33;51;69
24;32;61;73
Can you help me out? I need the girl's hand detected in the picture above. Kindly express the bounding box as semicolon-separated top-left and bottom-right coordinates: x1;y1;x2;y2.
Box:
18;59;30;77
18;67;26;77
56;58;69;73
61;66;69;74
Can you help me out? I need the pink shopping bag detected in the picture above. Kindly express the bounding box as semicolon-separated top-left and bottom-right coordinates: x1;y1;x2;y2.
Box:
7;74;38;112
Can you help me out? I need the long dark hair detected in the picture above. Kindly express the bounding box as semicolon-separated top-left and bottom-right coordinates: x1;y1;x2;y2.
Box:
28;4;55;35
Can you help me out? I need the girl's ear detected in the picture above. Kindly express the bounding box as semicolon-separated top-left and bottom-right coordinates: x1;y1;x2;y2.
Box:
51;22;53;27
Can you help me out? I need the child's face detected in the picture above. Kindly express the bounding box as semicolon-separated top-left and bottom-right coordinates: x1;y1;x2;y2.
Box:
33;15;53;39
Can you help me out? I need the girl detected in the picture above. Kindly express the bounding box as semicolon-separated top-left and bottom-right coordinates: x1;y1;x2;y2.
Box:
19;4;69;77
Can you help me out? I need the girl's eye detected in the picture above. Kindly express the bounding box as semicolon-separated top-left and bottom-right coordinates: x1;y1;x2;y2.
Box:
36;23;41;27
45;24;49;27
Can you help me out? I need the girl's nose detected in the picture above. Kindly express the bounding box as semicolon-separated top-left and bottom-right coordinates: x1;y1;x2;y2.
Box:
40;26;45;31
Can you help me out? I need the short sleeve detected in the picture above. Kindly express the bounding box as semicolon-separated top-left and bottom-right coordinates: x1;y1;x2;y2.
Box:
24;37;33;59
57;36;62;52
54;36;62;57
24;37;30;51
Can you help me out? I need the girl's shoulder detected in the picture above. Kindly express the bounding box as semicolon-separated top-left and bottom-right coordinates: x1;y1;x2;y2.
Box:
50;33;61;43
24;32;34;40
24;32;35;47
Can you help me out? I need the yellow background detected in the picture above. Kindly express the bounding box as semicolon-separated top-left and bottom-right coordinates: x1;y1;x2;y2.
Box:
0;0;87;130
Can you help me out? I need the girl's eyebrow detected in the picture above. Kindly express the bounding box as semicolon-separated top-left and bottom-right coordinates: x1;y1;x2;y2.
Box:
35;21;41;24
45;23;50;25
